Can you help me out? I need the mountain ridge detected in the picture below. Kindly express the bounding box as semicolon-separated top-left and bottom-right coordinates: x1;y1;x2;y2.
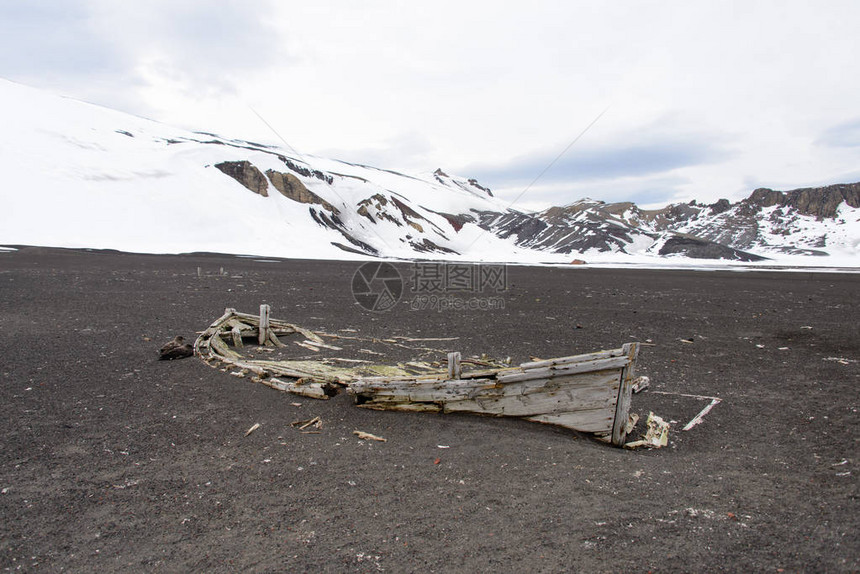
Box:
0;78;857;266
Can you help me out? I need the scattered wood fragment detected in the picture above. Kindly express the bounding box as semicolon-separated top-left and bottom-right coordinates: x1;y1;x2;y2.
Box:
650;391;723;431
304;340;342;351
244;422;261;437
292;416;322;430
682;398;722;431
353;430;387;442
624;412;669;448
632;376;650;393
625;413;640;434
824;356;856;365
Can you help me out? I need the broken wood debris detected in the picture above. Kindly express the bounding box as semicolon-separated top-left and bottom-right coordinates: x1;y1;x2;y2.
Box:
681;398;721;431
353;430;387;442
244;422;261;437
632;376;650;393
624;412;669;449
194;307;645;447
650;391;723;431
291;416;322;430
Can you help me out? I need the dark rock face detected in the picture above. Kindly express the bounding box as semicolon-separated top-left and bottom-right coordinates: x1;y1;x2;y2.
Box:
266;169;336;212
214;161;269;196
278;156;333;184
433;168;493;197
746;183;860;218
309;207;379;256
409;238;458;254
357;194;402;226
475;209;639;254
467;178;493;197
658;235;767;261
437;212;474;232
477;211;548;244
709;198;731;214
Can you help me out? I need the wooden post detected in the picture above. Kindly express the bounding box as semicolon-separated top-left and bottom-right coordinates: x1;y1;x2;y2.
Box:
447;351;461;380
258;304;270;345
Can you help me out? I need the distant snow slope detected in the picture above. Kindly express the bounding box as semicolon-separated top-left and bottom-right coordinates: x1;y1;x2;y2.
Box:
0;78;538;262
1;78;857;268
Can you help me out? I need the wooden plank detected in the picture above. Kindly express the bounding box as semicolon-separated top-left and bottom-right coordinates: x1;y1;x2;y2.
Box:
266;377;331;399
610;342;639;445
349;377;492;393
494;372;619;398
352;371;619;417
441;383;616;417
267;330;286;347
209;333;240;359
519;348;625;370
526;410;614;433
496;356;629;384
225;318;254;331
357;402;442;413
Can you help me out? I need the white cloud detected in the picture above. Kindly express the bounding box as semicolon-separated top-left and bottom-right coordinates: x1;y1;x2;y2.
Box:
2;0;860;208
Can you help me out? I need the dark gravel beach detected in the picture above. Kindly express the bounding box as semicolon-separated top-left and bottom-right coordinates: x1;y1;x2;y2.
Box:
0;247;857;572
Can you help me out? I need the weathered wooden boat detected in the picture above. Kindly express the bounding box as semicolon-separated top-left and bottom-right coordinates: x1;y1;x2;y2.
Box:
194;306;641;446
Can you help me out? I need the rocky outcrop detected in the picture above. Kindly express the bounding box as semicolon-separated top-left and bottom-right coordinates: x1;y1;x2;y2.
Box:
357;194;402;226
390;196;427;233
475;209;639;254
658;235;767;261
409;238;458;254
278;156;333;184
745;183;860;218
467;178;493;197
266;169;336;212
433;168;494;197
215;161;269;196
709;198;731;214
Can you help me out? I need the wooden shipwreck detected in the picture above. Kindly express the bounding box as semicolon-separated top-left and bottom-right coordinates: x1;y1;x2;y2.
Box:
194;306;641;446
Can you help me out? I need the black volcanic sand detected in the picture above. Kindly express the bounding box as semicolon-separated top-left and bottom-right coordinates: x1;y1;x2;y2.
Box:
0;247;857;572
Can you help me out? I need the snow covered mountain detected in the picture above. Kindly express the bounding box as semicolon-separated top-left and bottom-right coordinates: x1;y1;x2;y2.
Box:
515;184;860;262
1;78;857;267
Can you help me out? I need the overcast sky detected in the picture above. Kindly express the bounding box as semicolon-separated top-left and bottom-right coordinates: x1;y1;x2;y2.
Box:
2;1;859;210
